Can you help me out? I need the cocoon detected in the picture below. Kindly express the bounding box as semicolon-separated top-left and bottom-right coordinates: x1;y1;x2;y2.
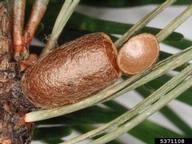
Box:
22;33;121;108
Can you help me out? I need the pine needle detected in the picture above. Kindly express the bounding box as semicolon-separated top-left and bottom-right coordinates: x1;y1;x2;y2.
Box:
41;0;80;57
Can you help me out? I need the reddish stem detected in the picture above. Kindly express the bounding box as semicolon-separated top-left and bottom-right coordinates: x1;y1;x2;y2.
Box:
20;54;38;71
23;0;49;57
13;0;26;60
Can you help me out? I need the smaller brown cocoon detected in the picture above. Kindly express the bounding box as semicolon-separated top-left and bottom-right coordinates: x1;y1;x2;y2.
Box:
21;33;121;108
117;33;160;75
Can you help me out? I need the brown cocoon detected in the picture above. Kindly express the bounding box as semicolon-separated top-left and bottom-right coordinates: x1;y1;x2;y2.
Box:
22;33;121;108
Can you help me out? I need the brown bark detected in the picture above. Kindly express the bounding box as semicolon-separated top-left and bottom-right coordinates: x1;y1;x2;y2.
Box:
0;2;35;144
